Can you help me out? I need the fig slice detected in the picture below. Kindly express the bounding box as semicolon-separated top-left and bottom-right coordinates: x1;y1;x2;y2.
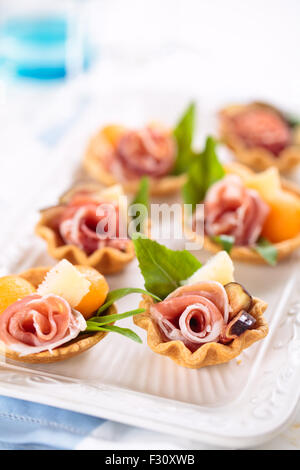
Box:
221;310;256;344
225;282;253;321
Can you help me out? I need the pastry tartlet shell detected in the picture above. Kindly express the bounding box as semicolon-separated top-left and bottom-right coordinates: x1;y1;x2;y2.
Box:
0;267;116;364
83;130;187;195
134;295;268;369
219;103;300;173
186;162;300;263
35;207;135;275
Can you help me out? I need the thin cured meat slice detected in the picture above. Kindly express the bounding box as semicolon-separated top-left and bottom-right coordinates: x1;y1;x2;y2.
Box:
59;196;129;255
150;281;229;349
166;281;230;323
114;125;176;179
230;108;291;156
204;175;269;246
0;294;86;355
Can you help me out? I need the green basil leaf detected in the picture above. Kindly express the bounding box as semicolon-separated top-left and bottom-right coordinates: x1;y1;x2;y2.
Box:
182;136;225;210
97;288;161;314
172;102;196;175
211;235;235;254
284;113;300;128
181;172;201;212
89;308;145;325
130;177;149;234
253;237;278;266
85;323;143;344
133;236;201;299
132;176;149;208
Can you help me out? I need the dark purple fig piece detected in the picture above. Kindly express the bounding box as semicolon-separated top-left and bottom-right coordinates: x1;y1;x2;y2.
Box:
225;282;253;321
226;310;256;340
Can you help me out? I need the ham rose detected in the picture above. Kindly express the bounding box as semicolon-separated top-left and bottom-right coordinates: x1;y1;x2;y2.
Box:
230;108;291;156
150;282;229;351
59;194;129;254
109;125;176;180
0;294;86;355
204;175;269;245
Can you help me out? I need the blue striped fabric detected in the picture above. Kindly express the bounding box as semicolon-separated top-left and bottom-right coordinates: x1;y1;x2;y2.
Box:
0;396;105;450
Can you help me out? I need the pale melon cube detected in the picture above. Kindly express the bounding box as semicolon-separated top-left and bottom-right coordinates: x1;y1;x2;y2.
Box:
183;251;235;286
245;167;281;200
37;260;91;307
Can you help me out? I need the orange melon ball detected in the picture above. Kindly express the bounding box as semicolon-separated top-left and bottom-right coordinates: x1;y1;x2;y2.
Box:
0;276;36;315
74;266;109;319
101;125;126;147
261;190;300;243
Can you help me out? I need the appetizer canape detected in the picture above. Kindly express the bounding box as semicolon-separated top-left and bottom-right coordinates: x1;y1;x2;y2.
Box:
0;260;143;364
130;238;267;369
83;103;197;195
183;137;300;264
35;182;146;274
219;102;300;172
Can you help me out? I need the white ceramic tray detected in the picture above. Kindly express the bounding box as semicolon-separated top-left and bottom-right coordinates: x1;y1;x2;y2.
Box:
0;91;299;449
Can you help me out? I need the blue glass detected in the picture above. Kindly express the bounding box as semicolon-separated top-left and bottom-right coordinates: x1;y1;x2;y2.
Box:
0;15;92;80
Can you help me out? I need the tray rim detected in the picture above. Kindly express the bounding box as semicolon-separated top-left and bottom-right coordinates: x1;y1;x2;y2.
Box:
0;356;299;449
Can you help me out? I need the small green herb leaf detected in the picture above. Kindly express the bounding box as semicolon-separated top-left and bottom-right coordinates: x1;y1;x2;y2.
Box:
172;102;196;175
284;113;300;128
85;323;143;344
130;177;149;234
253;237;278;266
133;237;201;299
89;308;145;325
97;288;161;314
211;235;235;254
132;177;149;208
182;136;225;209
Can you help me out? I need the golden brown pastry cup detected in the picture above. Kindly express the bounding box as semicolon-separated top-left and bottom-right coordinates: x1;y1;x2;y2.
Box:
0;267;116;364
35;207;136;275
83;129;187;196
185;162;300;264
219;103;300;173
134;295;268;369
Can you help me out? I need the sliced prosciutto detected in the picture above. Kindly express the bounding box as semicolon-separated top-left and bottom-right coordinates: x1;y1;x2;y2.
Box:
230;107;291;156
0;294;86;355
150;282;229;351
109;125;176;180
204;175;269;246
59;195;129;255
